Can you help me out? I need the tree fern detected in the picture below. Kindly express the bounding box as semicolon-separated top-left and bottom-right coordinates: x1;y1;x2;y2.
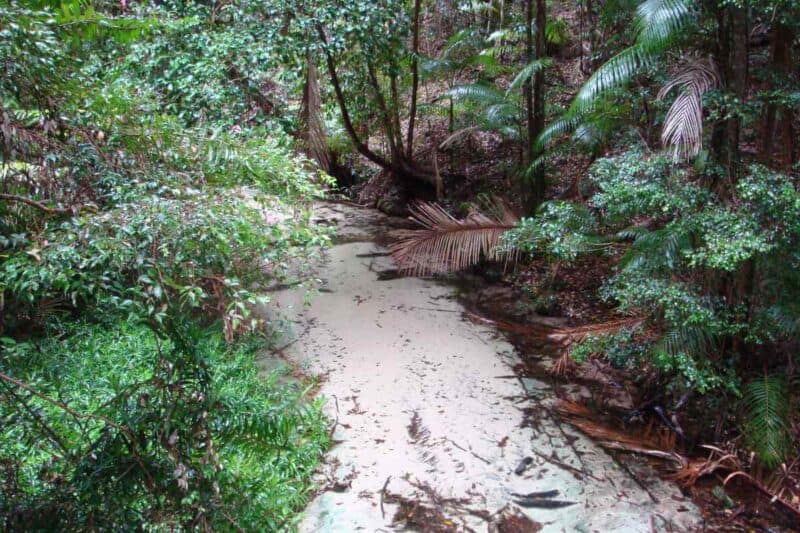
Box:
741;374;792;469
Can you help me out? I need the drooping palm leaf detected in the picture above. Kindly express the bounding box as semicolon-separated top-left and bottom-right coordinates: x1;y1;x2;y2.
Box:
506;58;554;95
390;201;519;276
573;46;657;112
653;325;718;360
533;114;585;152
741;374;792;468
566;0;694;114
635;0;693;45
447;83;507;105
657;58;718;159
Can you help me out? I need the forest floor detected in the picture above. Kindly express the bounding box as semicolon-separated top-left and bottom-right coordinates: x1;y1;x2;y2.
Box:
261;201;700;532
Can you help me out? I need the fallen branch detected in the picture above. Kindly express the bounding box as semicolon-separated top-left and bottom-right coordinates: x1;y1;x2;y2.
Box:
380;475;391;519
724;471;800;520
0;193;96;215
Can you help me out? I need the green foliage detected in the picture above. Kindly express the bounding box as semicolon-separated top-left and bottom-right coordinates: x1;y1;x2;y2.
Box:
570;327;647;368
447;83;522;140
589;150;709;222
741;375;793;468
2;192;325;335
1;1;331;528
0;319;327;530
509;151;800;401
504;201;599;261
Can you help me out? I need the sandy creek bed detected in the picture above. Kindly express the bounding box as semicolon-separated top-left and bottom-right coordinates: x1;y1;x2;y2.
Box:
261;202;699;532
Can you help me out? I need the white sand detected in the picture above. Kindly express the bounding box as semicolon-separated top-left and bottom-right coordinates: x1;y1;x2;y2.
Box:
264;203;699;532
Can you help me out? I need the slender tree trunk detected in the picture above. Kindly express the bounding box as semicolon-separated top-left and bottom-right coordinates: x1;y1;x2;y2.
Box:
367;63;400;166
316;24;392;169
523;0;546;213
389;68;406;157
524;0;535;210
532;0;546;204
407;0;422;159
759;21;794;168
713;5;748;178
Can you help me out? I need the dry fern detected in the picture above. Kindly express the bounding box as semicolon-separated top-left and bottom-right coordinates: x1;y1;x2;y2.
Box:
657;58;719;160
390;200;519;276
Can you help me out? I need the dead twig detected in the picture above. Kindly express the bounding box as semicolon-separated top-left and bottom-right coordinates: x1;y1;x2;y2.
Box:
380;475;392;519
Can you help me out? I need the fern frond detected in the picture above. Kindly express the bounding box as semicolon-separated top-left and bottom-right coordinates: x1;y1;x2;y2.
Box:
620;225;691;270
390;201;519;276
741;375;791;469
654;325;718;358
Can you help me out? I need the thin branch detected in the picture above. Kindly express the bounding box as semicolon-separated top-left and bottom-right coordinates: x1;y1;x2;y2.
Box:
0;193;72;215
0;370;157;490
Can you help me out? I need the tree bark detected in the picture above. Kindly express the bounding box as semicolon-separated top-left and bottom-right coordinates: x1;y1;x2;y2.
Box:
532;0;546;203
524;0;535;204
315;24;441;190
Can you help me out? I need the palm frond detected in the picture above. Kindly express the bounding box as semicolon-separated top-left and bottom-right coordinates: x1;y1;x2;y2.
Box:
534;114;585;152
573;46;656;112
635;0;693;46
390;201;519;276
654;325;718;359
620;225;692;270
438;126;481;150
447;83;506;105
572;0;693;113
657;59;718;160
741;374;792;468
507;58;553;95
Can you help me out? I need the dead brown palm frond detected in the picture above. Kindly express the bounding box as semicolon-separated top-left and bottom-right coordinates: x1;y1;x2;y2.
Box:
668;445;741;487
657;58;719;160
390;200;519;276
299;56;330;172
545;318;646;356
556;399;687;464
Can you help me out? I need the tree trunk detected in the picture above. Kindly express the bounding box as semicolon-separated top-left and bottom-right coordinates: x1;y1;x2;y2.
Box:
407;0;422;159
315;24;440;192
524;0;535;210
713;4;748;178
760;22;795;168
523;0;546;213
532;0;546;204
